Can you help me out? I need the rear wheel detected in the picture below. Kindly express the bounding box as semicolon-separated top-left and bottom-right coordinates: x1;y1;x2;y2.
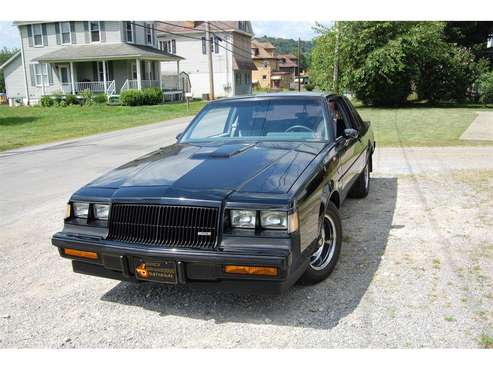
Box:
299;201;342;285
348;155;370;198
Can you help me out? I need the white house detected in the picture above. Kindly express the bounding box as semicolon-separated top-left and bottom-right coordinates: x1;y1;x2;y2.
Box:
157;21;256;98
0;21;183;105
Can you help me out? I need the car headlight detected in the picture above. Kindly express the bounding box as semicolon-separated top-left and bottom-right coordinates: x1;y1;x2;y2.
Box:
94;204;110;220
73;202;89;218
231;210;256;228
260;210;288;229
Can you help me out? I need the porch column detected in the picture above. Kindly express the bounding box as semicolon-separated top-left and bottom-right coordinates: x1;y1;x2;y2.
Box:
70;62;76;94
102;60;107;93
136;59;142;90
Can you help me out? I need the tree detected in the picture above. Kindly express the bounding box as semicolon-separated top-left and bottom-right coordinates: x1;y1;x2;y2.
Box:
310;21;489;106
0;47;19;93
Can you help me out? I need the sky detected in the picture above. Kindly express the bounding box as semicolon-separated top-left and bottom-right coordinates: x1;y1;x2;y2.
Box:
0;21;332;49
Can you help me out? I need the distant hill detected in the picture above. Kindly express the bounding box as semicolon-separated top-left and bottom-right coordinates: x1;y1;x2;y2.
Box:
255;36;313;69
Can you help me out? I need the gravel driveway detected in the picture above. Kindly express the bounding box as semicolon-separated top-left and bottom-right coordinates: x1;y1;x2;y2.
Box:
1;120;492;348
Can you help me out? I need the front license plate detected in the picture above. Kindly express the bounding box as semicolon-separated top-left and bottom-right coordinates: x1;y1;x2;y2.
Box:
135;260;177;284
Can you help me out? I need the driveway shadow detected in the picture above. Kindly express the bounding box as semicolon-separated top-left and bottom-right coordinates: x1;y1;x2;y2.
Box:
101;177;398;329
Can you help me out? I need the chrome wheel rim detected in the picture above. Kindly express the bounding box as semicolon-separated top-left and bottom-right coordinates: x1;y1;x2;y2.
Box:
310;215;337;270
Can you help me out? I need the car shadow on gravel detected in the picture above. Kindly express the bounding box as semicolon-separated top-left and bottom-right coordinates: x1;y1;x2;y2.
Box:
101;177;398;329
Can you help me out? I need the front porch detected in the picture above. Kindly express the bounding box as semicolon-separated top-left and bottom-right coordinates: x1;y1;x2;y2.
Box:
33;43;184;99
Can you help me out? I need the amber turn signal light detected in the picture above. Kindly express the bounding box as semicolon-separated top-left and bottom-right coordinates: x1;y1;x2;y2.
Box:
63;248;98;260
135;262;149;278
224;265;278;277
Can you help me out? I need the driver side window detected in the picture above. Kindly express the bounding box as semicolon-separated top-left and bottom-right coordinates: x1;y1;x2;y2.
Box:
328;99;352;139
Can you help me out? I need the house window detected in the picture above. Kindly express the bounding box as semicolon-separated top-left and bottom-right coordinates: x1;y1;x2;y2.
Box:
171;39;176;54
34;63;49;86
214;36;220;54
90;21;100;42
202;37;206;55
125;21;134;43
238;21;246;31
262;75;267;80
131;63;137;79
262;61;269;68
32;24;43;47
96;61;109;81
144;61;153;80
145;23;152;45
235;72;240;85
60;22;71;44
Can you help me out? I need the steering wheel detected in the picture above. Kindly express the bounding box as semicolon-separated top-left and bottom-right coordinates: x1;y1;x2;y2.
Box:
285;125;314;133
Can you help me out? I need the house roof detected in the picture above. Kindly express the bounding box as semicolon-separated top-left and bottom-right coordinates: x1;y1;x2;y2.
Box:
233;58;257;71
33;43;183;63
0;51;21;71
251;39;278;60
156;21;253;36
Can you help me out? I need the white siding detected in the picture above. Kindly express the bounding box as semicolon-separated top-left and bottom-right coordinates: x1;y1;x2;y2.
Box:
3;54;25;99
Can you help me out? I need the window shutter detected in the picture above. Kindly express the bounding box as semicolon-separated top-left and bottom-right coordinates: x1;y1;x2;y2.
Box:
55;23;61;45
100;21;106;42
123;22;127;42
47;64;54;85
27;25;33;47
70;22;76;44
84;22;89;43
29;64;35;86
172;39;176;54
42;23;48;46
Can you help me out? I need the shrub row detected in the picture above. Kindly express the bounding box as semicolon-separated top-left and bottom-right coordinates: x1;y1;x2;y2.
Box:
120;88;163;106
40;90;107;107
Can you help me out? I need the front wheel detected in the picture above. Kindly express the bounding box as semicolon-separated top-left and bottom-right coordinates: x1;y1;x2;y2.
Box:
299;201;342;285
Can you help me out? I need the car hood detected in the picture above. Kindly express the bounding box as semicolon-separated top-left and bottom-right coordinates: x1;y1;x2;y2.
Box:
84;141;326;197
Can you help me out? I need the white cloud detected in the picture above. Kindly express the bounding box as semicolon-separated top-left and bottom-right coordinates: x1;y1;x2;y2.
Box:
252;21;333;40
0;21;20;49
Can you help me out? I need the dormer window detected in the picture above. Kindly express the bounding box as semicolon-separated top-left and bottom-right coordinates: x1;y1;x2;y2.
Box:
90;21;100;42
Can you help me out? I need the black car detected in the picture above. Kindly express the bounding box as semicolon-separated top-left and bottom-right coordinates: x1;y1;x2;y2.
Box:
52;92;375;293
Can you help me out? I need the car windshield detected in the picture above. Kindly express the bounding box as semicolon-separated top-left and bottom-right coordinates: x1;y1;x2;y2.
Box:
181;98;332;143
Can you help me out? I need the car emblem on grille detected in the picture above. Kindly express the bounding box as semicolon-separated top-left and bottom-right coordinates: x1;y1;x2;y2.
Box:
197;231;212;236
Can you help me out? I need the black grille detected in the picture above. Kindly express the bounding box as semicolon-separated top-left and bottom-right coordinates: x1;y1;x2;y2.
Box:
108;204;219;249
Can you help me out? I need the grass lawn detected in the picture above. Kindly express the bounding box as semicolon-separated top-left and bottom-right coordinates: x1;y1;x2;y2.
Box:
356;104;493;147
0;101;206;151
1;100;492;151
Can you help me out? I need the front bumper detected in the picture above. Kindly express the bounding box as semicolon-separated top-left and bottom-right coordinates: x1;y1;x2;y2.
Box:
52;232;308;294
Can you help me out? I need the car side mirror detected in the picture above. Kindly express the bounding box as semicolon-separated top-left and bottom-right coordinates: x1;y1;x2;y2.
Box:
344;128;359;140
176;132;183;141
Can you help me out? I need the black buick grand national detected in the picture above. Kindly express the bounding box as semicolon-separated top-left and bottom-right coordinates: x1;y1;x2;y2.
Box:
52;93;375;293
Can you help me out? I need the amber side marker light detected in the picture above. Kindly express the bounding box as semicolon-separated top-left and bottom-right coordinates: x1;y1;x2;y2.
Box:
224;265;278;277
64;248;98;260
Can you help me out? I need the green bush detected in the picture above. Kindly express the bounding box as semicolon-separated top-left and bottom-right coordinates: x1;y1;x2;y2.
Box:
40;95;53;107
120;89;143;106
476;71;493;104
93;94;107;104
80;89;94;106
304;83;314;91
65;94;78;105
59;100;67;107
141;88;163;105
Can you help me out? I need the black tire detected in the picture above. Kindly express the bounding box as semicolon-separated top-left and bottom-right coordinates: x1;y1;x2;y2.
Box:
299;201;342;285
348;154;371;199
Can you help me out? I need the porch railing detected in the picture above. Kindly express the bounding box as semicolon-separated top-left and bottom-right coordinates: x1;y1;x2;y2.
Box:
120;79;182;93
46;81;115;95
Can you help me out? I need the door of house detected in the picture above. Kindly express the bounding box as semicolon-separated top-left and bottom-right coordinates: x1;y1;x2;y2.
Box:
59;65;70;84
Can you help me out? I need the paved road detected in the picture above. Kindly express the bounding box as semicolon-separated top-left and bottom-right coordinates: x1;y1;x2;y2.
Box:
0;116;191;226
1;118;493;348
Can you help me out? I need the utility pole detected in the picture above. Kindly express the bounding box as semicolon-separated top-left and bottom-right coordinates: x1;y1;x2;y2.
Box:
297;37;301;92
206;21;215;100
333;21;340;94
